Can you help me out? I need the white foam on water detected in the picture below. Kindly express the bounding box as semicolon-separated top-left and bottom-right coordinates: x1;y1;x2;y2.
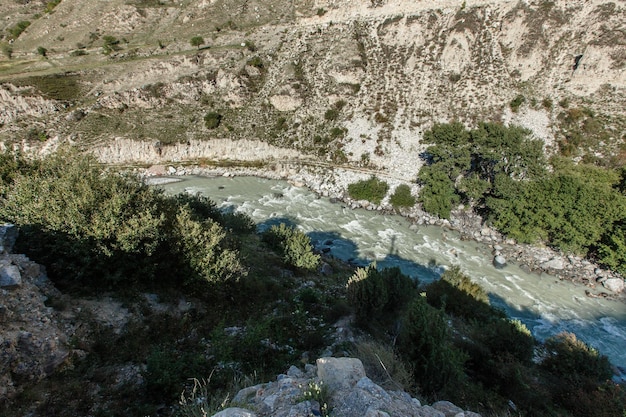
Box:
341;219;370;236
600;317;626;342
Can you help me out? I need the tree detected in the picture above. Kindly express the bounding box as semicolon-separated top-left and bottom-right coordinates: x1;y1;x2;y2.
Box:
190;36;204;49
390;184;416;209
37;46;47;57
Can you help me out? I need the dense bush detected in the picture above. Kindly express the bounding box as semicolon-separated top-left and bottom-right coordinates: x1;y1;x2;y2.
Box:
487;166;626;254
347;176;389;205
0;149;246;290
389;184;415;209
509;94;525;112
425;266;501;322
346;265;388;324
541;332;612;384
398;296;467;396
261;223;320;271
346;265;416;325
204;112;222;129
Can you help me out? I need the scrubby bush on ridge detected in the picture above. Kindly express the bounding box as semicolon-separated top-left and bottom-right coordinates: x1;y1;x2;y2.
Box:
261;223;320;271
0;149;247;290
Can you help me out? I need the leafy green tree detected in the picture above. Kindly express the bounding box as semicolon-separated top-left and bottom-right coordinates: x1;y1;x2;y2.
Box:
37;46;47;57
190;36;204;49
470;122;545;181
597;222;626;275
418;167;459;219
390;184;416;209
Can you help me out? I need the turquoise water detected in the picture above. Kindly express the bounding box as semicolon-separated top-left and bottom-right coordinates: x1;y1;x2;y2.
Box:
159;176;626;371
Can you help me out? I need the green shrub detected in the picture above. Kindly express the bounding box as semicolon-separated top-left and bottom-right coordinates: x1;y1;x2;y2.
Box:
347;265;416;325
70;49;87;56
542;332;612;384
8;21;30;39
145;348;213;401
542;97;553;110
102;35;120;54
261;223;320;271
346;265;388;324
510;94;525;112
243;40;256;52
172;207;245;287
204;112;222;129
473;319;534;364
0;149;245;291
324;108;339;121
348;176;389;205
246;56;264;69
37;46;47;57
425;266;502;322
417;167;459;219
398;296;467;396
45;0;62;13
389;184;415;209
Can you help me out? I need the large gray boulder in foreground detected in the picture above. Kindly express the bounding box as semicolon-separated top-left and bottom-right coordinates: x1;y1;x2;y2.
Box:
214;357;481;417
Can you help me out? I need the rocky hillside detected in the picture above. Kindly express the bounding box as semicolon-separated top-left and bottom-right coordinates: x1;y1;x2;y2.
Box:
0;0;624;182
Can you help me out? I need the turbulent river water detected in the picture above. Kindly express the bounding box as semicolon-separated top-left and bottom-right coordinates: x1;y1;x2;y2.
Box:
159;175;626;372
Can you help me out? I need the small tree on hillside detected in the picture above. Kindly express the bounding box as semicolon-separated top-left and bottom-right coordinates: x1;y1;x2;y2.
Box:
190;36;204;49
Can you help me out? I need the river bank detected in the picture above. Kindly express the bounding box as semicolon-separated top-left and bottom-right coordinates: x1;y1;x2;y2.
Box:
140;161;625;302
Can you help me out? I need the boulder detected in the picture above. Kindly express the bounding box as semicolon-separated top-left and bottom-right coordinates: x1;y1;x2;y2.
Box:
493;255;507;269
317;357;366;392
211;408;257;417
0;261;21;289
602;278;624;293
432;400;463;416
541;258;565;270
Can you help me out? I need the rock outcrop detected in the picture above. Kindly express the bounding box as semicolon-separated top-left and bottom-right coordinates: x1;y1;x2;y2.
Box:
0;225;71;402
214;357;481;417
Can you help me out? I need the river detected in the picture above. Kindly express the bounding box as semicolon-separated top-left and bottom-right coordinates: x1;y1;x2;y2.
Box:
158;175;626;372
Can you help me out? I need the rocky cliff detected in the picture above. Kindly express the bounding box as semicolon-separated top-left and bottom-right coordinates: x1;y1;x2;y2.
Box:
1;0;624;182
